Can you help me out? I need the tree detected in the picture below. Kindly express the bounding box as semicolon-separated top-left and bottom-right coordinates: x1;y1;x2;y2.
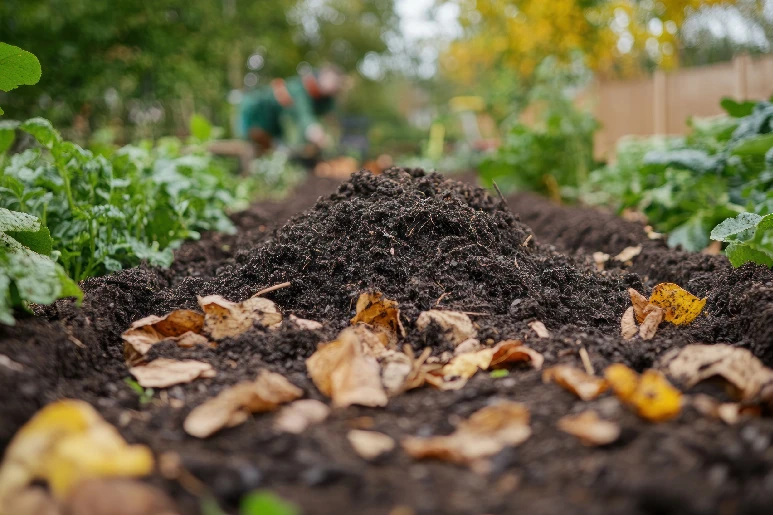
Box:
442;0;743;85
0;0;402;140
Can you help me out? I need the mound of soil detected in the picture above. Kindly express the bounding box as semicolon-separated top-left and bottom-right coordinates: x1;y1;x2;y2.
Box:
3;169;773;515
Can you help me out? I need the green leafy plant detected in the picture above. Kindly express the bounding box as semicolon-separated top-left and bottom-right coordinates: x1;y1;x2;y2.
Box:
710;213;773;267
585;97;773;254
240;491;299;515
0;118;250;281
478;58;598;200
0;207;81;324
124;378;154;405
0;43;41;115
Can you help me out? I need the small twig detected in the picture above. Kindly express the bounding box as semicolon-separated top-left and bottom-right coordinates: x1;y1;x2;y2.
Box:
522;234;533;247
253;281;291;297
492;181;509;208
435;292;450;306
462;311;490;316
513;255;520;269
579;346;594;376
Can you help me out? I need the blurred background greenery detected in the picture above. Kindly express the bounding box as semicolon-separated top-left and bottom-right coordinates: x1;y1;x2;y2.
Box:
2;0;773;160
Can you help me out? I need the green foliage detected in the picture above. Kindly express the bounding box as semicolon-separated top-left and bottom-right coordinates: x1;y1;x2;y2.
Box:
1;1;403;138
240;491;298;515
490;369;509;379
478;58;598;199
0;207;81;325
710;213;773;267
585;98;773;255
0;42;41;115
0;117;250;281
190;114;213;142
124;378;154;405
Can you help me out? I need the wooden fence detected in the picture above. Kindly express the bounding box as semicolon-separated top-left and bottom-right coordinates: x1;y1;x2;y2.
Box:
581;54;773;159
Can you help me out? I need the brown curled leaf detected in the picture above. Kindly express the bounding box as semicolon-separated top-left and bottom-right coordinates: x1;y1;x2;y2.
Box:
628;288;649;323
638;306;664;340
542;365;608;401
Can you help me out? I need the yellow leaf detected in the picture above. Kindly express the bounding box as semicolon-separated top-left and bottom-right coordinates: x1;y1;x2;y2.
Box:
604;363;639;402
0;400;153;506
649;283;706;325
605;364;682;422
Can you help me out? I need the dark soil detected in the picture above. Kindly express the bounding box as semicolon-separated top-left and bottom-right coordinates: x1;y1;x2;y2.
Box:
3;170;773;515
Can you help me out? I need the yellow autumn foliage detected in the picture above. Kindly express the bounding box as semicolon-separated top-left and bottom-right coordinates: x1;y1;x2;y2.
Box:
443;0;738;83
605;364;682;422
0;400;154;510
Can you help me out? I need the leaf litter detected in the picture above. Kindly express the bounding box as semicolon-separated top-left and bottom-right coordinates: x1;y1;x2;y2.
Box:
184;370;302;438
0;400;154;508
402;401;531;466
6;168;773;513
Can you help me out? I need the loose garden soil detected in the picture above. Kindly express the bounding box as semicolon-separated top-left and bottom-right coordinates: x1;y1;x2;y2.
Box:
3;169;773;515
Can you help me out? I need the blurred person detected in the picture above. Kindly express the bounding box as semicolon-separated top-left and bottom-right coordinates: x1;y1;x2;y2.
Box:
238;64;343;157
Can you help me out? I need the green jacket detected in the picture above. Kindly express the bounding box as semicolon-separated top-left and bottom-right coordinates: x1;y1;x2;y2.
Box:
238;75;335;142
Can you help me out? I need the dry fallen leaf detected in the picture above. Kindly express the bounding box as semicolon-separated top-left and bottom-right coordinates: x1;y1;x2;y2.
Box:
288;314;323;331
648;283;706;325
542;365;608;401
455;338;482;355
347;430;395;460
122;310;205;365
605;364;681;422
274;399;331;434
129;359;215;388
0;400;153;507
659;344;773;401
528;320;550;338
306;327;388;408
638;305;664;340
402;401;531;465
198;295;282;340
416;310;477;346
380;351;414;396
557;411;620;446
592;252;610;271
65;478;178;515
184;370;302;438
3;487;60;515
621;306;637;340
491;340;544;370
691;394;760;425
628;288;650;323
614;245;642;263
350;292;405;344
439;349;494;383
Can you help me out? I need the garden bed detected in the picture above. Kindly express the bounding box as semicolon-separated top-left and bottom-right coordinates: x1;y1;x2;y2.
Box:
2;169;773;515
